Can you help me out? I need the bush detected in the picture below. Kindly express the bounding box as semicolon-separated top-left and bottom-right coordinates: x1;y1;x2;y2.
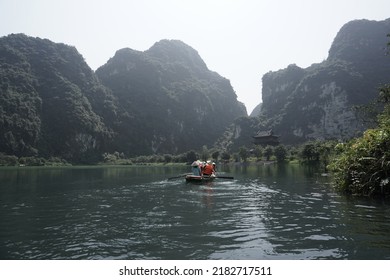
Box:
329;128;390;196
253;146;263;161
19;156;45;166
300;142;320;162
264;146;273;161
0;153;18;166
274;145;287;162
221;151;231;162
329;85;390;196
239;146;249;162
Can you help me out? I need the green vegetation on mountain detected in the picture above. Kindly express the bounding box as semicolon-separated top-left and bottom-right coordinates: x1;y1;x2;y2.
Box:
0;35;245;163
325;30;390;197
0;34;116;162
96;40;246;156
250;18;390;145
329;85;390;196
213;19;390;197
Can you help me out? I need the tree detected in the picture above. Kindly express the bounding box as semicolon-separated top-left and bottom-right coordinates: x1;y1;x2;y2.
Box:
318;141;335;172
186;150;198;163
0;153;18;166
211;150;220;163
274;145;287;162
301;142;320;162
264;146;273;161
329;85;390;196
221;151;231;162
201;145;209;161
253;146;263;161
239;146;249;162
164;154;172;163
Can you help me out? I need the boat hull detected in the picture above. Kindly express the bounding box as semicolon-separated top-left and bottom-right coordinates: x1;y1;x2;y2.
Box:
185;175;215;183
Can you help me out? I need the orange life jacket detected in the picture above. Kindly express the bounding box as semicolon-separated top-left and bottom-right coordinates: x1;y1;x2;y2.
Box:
202;164;214;175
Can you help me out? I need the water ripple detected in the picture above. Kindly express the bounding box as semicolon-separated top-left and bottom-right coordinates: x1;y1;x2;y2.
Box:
1;166;390;259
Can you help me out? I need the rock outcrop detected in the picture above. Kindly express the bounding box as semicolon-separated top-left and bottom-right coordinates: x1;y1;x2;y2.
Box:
257;18;390;144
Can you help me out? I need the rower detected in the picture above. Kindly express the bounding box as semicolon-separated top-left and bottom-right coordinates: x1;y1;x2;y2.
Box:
202;160;215;176
191;160;202;176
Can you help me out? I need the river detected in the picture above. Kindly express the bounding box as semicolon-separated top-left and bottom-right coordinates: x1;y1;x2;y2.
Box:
1;164;390;260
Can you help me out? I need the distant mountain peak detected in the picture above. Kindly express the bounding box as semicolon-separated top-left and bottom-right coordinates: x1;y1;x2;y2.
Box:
328;18;390;62
258;18;390;144
95;39;246;155
146;39;208;71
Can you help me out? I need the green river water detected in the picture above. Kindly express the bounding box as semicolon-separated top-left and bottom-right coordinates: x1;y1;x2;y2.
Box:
1;164;390;259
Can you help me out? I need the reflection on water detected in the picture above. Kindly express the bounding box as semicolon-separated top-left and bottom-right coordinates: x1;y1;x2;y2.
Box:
1;164;390;259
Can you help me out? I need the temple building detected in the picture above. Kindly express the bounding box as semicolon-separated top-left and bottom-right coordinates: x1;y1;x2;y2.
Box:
252;130;280;146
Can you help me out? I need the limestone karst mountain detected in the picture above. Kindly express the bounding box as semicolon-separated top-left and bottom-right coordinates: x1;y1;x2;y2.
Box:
0;35;246;161
233;18;390;148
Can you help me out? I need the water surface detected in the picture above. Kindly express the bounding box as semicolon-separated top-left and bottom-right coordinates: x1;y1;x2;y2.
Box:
1;164;390;259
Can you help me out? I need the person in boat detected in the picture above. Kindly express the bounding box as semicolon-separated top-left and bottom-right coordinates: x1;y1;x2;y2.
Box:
191;160;202;176
202;160;215;177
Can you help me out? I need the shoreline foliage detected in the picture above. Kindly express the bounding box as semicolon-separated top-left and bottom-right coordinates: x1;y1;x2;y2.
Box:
329;85;390;196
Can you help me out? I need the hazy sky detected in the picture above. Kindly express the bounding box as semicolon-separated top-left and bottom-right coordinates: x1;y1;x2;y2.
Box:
1;0;389;113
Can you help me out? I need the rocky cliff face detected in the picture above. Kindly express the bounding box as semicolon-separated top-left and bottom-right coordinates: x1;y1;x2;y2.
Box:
96;39;246;155
256;18;390;144
0;35;246;161
0;34;115;162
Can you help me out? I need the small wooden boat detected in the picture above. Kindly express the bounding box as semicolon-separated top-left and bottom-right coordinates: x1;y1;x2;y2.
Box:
185;174;216;183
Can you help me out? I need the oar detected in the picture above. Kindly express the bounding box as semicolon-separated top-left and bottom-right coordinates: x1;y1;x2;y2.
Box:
167;173;192;180
216;176;234;179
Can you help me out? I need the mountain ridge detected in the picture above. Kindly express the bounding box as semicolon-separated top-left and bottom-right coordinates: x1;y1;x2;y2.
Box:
252;18;390;144
96;39;246;155
0;34;246;161
1;17;389;161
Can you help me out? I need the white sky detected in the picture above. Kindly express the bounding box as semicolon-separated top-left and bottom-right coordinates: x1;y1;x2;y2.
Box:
1;0;389;114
